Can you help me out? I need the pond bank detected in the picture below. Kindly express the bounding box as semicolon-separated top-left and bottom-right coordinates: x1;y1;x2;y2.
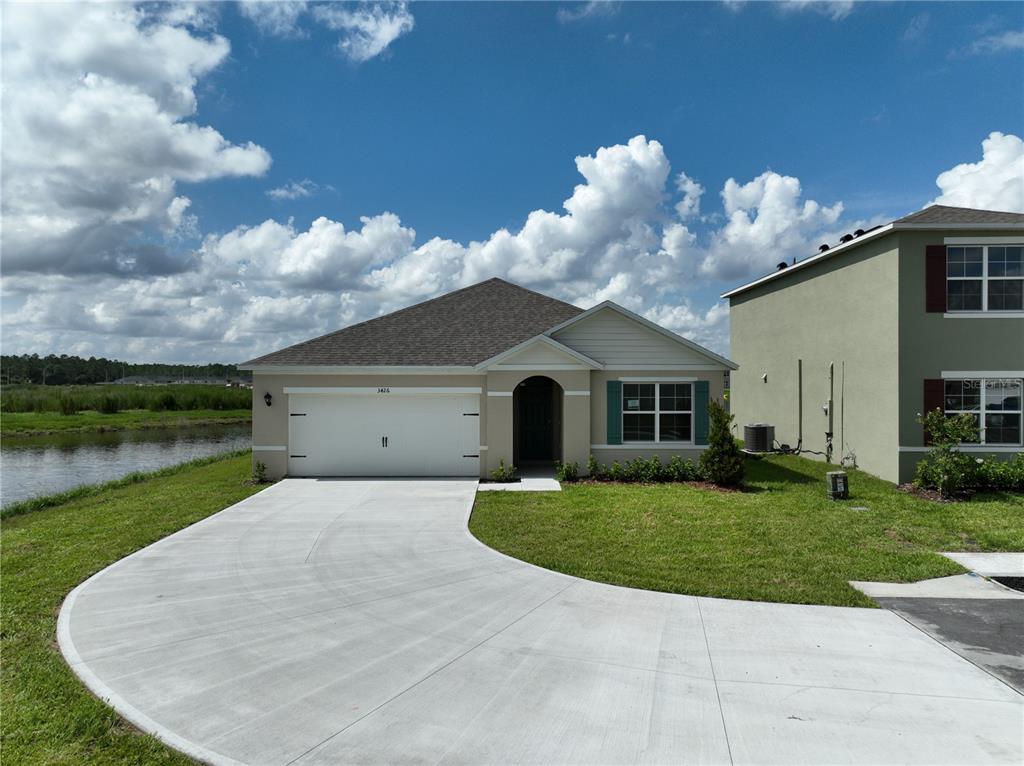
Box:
1;409;250;437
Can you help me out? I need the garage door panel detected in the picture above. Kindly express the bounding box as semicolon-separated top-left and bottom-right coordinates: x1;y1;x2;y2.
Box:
288;393;479;477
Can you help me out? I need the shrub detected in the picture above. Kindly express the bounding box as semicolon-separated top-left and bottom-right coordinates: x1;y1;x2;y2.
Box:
58;395;78;416
699;398;745;487
252;461;268;484
665;454;701;482
555;460;579;482
621;456;663;483
970;453;1024;492
587;453;602;479
914;410;980;498
490;459;517;483
98;395;120;414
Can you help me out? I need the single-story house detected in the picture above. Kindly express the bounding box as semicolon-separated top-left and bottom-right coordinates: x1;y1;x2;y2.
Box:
239;278;737;479
723;204;1023;484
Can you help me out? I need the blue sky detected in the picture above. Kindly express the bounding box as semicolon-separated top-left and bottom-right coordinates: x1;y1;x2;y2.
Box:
2;1;1022;362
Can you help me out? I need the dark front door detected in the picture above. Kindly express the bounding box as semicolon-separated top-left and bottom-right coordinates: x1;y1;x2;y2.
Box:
518;379;554;461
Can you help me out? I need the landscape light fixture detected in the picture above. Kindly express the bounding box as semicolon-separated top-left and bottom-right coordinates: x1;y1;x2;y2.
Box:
263;392;273;407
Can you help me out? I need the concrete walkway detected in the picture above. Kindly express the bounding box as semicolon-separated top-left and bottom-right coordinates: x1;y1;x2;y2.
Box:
59;480;1022;766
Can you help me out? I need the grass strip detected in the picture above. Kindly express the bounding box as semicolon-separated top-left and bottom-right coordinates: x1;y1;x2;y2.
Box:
2;448;252;520
471;453;1024;608
1;451;264;765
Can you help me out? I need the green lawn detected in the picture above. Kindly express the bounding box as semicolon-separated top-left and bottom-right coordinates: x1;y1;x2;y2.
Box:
0;452;264;765
0;408;251;436
471;454;1024;608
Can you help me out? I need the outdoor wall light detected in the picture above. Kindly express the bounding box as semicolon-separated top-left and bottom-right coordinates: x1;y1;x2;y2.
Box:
263;392;273;407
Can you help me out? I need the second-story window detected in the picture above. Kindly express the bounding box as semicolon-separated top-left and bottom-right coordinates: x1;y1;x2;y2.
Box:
947;245;1023;312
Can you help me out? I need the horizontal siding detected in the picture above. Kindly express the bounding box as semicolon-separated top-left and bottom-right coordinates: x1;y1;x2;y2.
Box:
499;342;580;366
554;311;709;366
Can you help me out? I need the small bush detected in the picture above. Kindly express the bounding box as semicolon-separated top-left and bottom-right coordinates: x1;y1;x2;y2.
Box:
98;395;120;414
58;395;78;416
582;453;702;484
490;459;517;483
252;461;268;484
555;460;579;482
699;399;745;487
914;410;980;498
621;456;663;483
665;454;701;481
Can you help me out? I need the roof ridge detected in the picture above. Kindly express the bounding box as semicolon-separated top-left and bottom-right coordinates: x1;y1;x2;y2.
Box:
240;277;584;367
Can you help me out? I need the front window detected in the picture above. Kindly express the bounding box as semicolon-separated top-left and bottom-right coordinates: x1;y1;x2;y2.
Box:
944;378;1022;445
623;382;692;442
947;245;1023;312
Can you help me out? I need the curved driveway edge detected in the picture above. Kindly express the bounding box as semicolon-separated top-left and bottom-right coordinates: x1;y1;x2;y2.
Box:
59;479;1022;765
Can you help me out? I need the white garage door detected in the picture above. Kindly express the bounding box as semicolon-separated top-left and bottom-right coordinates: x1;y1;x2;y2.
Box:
287;389;481;477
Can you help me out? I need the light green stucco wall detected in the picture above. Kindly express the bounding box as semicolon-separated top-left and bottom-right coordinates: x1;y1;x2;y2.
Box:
895;229;1024;483
729;233;902;482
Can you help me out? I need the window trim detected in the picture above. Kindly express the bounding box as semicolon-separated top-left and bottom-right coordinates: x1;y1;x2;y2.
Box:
943;377;1023;447
946;244;1023;313
621;381;694;444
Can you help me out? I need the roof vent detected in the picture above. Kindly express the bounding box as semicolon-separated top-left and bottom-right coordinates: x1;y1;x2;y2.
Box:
839;233;854;243
854;228;866;237
776;261;788;271
818;244;830;253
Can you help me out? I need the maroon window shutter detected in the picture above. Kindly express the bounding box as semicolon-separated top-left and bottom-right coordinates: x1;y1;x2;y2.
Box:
922;379;945;445
925;245;947;313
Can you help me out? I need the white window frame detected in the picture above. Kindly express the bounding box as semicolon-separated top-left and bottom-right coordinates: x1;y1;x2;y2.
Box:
946;245;1024;313
622;382;693;444
944;377;1023;446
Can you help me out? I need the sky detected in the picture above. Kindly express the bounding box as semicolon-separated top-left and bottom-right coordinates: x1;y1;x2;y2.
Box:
2;0;1023;363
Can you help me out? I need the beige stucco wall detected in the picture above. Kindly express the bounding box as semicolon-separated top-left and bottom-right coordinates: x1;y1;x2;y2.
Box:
250;373;486;479
895;229;1024;481
251;365;729;479
729;233;902;482
587;368;726;467
483;369;591;475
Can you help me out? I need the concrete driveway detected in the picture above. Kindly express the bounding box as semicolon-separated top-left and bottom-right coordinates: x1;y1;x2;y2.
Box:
59;480;1022;766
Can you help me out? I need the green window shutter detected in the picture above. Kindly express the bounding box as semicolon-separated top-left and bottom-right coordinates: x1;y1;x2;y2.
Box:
694;380;710;445
606;380;622;445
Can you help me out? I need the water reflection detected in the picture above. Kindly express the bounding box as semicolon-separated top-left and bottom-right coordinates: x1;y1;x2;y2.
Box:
1;424;251;507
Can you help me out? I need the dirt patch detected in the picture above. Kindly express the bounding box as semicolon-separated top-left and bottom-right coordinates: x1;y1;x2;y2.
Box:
897;483;974;503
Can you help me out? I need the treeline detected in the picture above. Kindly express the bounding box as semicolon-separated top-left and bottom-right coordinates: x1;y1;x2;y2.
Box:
0;354;250;386
1;385;251;414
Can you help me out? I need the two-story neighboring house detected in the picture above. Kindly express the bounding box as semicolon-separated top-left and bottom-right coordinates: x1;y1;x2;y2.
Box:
723;204;1024;484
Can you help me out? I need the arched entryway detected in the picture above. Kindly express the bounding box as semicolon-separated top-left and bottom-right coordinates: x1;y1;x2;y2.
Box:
513;375;563;467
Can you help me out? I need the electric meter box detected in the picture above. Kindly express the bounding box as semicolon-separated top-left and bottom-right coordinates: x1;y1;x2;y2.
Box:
826;471;849;500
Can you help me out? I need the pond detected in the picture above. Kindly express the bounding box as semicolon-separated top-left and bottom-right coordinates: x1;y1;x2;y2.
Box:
1;424;251;507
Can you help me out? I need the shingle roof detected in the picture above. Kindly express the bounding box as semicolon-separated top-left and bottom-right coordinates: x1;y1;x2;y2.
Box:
241;278;584;367
895;204;1024;225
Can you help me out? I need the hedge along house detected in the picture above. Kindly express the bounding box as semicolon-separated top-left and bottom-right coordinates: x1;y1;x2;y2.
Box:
239;278;736;479
723;205;1024;485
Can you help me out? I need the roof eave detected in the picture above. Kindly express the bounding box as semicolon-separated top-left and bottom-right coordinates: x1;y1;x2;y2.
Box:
721;222;1024;300
239;364;482;374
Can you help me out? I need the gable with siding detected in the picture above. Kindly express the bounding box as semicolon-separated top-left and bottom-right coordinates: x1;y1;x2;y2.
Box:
551;306;728;369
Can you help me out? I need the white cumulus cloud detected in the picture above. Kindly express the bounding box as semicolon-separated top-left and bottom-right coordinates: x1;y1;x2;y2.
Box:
930;132;1024;213
266;179;320;200
0;2;270;277
312;1;415;63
